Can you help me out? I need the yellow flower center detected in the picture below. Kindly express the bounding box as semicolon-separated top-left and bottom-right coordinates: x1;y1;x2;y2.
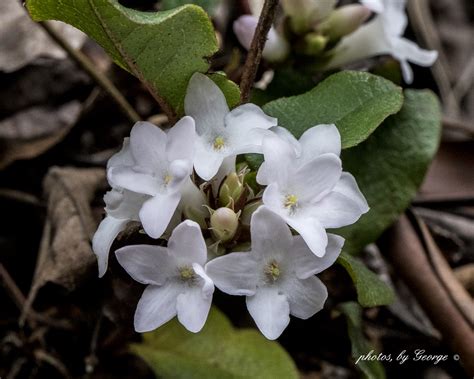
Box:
213;136;226;150
284;194;298;212
265;260;281;282
163;173;173;185
179;266;195;281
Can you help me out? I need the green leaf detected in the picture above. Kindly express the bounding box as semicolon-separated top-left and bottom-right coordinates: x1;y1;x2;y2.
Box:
131;307;299;379
338;90;441;254
161;0;222;15
337;252;395;307
262;71;403;148
26;0;218;116
339;302;386;379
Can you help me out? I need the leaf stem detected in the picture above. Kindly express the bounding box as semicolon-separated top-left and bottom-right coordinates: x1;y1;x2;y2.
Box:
39;21;141;124
239;0;279;103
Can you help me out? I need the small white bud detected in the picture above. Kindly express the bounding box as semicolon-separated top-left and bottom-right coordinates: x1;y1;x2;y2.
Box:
210;207;240;243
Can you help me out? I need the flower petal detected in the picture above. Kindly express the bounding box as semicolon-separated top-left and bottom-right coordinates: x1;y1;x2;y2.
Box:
166;116;196;162
286;216;328;257
92;216;129;277
312;191;366;229
284;276;327;319
205;252;259;296
107;138;134;171
292;153;342;203
225;103;277;132
298;124;341;162
129;121;167;171
168;220;207;266
115;244;174;285
246;287;290;340
176;264;214;333
184;73;229;136
257;134;296;186
104;189;147;221
139;192;181;239
134;284;181;333
333;172;369;214
250;206;293;261
292;234;344;279
193;137;226;181
108;167;159;196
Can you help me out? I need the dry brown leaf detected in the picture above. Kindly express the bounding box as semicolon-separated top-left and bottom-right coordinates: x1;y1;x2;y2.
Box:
22;167;106;319
0;101;82;169
417;141;474;202
0;0;86;73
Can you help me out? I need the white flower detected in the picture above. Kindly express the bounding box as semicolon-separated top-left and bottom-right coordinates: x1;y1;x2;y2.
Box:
115;220;214;333
257;124;369;257
92;139;150;277
327;0;438;83
107;117;195;239
184;73;277;181
206;207;344;340
233;15;289;62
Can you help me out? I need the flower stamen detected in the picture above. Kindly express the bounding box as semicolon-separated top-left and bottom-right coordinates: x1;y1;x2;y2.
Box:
179;266;195;282
284;194;298;213
264;260;281;282
213;136;226;150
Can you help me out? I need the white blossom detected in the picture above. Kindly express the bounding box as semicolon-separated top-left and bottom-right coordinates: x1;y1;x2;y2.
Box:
107;117;195;239
116;220;214;333
257;124;369;257
92;139;149;277
328;0;437;83
206;207;344;340
184;73;277;181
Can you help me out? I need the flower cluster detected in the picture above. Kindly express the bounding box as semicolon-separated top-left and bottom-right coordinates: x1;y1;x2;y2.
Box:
93;73;368;339
233;0;437;84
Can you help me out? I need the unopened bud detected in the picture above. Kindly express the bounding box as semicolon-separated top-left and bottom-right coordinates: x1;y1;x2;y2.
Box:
282;0;336;33
219;172;245;208
210;207;240;243
299;33;328;56
233;15;289;62
317;5;371;42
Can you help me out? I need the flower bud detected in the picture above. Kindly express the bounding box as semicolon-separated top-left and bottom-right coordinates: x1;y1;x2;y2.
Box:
210;207;240;243
233;15;289;62
218;172;245;208
299;33;328;56
282;0;336;33
317;5;371;42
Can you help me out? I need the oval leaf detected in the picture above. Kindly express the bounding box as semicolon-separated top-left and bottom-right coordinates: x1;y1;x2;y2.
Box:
132;307;299;379
338;89;441;254
26;0;218;116
262;71;403;148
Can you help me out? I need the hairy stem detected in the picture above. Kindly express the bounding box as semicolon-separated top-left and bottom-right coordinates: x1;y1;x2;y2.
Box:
239;0;279;103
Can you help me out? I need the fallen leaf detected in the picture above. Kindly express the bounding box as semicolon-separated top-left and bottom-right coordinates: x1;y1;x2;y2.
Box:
22;167;105;318
0;101;82;169
0;0;86;73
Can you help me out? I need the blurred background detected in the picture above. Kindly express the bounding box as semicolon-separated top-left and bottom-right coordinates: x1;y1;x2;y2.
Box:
0;0;472;378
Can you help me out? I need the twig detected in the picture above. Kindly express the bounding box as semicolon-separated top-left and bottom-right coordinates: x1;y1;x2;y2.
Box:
442;116;474;137
381;214;474;376
38;22;141;124
0;263;27;312
407;0;461;118
239;0;279;103
0;188;43;207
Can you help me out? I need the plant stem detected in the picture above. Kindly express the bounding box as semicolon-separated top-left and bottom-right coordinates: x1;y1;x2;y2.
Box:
239;0;279;103
39;22;141;124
